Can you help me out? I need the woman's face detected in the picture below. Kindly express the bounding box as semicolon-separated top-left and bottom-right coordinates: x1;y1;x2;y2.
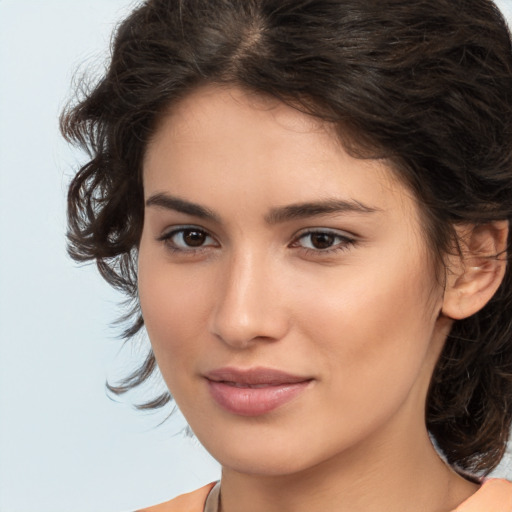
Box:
138;85;450;476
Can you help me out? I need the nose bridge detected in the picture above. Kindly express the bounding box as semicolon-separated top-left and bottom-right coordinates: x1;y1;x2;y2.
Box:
210;243;287;348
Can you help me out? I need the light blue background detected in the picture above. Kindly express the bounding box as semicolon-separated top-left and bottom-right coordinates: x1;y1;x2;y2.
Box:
1;1;511;511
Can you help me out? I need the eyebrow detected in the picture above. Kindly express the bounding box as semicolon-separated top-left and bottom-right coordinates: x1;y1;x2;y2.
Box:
145;193;379;225
146;193;221;222
265;199;380;224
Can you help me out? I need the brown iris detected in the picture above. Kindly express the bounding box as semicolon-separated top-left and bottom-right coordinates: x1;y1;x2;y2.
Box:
309;233;336;249
183;229;207;247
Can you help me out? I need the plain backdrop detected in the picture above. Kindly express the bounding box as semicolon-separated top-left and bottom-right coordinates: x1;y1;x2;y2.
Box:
1;1;512;511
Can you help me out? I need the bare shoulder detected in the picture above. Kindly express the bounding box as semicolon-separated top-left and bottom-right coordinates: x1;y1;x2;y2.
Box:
136;483;217;512
454;479;512;512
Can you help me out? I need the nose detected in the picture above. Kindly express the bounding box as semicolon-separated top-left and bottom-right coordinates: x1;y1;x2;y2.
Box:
209;249;290;349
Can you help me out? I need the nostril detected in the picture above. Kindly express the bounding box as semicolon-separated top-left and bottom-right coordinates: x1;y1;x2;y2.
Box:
210;307;289;348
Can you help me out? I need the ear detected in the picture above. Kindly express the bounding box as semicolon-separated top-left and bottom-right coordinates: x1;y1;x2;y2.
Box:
441;220;508;320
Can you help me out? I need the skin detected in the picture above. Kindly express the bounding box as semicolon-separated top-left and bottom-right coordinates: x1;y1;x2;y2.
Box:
138;85;480;512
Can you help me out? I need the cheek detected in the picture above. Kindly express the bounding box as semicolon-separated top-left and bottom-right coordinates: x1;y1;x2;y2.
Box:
137;246;214;383
295;255;442;410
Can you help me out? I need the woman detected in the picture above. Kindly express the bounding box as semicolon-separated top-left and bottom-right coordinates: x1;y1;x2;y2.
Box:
61;0;512;510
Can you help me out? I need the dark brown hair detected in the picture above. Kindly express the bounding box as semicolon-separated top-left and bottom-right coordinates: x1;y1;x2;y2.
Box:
61;0;512;474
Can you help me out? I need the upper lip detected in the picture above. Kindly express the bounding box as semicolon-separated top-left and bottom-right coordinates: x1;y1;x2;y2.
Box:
205;367;312;386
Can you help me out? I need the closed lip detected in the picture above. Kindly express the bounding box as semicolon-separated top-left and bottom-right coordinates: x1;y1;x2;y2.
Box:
204;367;312;386
204;367;313;416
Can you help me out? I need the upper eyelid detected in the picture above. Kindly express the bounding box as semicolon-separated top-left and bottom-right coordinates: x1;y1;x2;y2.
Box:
158;224;215;239
292;227;357;241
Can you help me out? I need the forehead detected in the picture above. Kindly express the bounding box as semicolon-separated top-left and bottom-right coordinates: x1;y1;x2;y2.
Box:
143;85;419;222
147;85;337;171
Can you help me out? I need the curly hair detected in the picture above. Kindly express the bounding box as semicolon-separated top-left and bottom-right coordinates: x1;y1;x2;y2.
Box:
61;0;512;474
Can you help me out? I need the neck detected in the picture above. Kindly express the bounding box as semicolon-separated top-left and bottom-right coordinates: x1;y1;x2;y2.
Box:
219;424;478;512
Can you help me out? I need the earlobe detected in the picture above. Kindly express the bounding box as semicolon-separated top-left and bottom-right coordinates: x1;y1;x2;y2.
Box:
441;220;509;320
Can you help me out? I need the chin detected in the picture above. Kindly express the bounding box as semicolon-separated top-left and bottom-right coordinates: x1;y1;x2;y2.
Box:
218;453;314;477
198;429;340;478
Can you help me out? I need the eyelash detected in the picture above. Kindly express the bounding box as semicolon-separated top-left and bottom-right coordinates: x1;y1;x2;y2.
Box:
291;229;356;256
157;226;356;256
157;226;217;254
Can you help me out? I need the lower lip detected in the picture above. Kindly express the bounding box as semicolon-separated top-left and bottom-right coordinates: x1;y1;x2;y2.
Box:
207;379;311;416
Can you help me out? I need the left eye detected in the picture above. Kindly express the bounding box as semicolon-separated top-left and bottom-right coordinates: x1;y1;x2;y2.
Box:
293;230;354;251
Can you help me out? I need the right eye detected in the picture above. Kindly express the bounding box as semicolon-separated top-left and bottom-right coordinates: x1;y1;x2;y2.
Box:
157;226;218;252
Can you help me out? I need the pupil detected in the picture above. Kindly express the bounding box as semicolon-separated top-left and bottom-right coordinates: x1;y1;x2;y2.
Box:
311;233;334;249
184;230;205;247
